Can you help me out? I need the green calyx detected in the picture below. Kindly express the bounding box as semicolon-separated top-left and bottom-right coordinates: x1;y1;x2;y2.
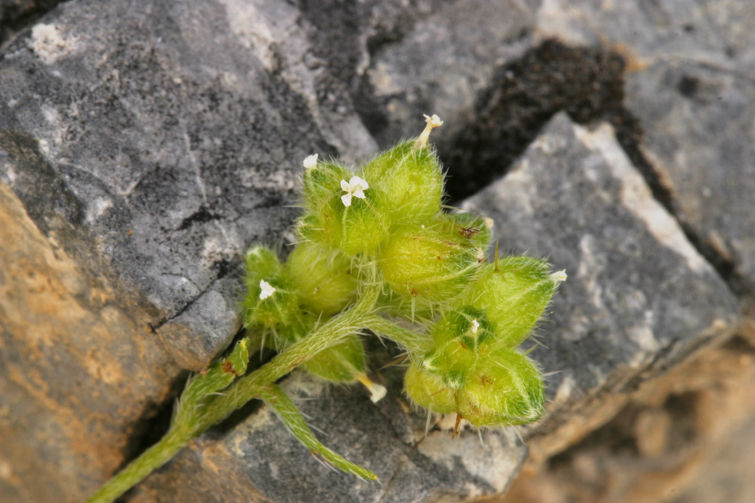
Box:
378;218;479;316
358;141;444;227
284;241;358;316
465;257;557;348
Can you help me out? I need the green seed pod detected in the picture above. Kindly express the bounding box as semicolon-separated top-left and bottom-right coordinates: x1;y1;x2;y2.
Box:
358;141;443;227
456;349;544;427
243;251;300;329
301;158;352;212
302;334;367;383
284;241;358;316
466;257;557;348
445;212;494;253
378;220;479;315
421;307;495;389
297;175;391;256
404;360;457;414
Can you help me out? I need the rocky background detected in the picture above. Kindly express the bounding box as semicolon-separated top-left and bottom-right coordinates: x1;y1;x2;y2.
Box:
1;1;754;502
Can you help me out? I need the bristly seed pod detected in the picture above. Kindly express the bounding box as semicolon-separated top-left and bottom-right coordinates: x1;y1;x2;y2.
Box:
464;256;559;348
378;219;479;317
284;241;358;316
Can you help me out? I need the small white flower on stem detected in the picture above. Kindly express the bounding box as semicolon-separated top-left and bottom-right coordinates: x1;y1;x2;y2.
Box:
471;319;480;334
259;280;276;300
302;153;318;169
340;176;369;207
357;374;387;403
414;113;444;149
550;270;568;284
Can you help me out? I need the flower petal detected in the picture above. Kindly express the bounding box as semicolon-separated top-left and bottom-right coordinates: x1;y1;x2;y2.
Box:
302;153;318;169
341;193;352;207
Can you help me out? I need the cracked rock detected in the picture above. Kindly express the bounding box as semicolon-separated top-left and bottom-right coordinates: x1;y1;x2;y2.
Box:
462;113;739;460
536;0;755;300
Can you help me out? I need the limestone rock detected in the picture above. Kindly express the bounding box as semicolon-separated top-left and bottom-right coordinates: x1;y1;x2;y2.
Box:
536;0;755;297
462;113;739;458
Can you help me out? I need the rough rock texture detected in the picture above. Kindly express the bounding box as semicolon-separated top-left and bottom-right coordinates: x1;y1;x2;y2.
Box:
0;0;534;502
2;0;755;502
462;113;739;460
500;321;755;503
536;0;755;299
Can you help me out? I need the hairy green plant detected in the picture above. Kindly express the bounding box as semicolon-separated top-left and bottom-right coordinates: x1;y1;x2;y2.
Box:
87;115;565;503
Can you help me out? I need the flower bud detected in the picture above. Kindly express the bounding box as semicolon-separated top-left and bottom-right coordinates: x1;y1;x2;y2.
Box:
378;220;479;314
404;360;456;414
456;349;544;427
466;257;557;348
284;241;358;316
358;141;444;227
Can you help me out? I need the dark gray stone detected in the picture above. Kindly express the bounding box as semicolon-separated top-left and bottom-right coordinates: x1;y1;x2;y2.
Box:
536;0;755;295
0;0;536;501
462;113;739;437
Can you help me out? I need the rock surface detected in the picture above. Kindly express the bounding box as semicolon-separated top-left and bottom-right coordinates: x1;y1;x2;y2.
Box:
1;0;754;502
536;0;755;298
462;113;738;460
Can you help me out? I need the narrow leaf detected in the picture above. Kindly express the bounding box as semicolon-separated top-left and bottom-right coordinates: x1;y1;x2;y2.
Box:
259;384;378;481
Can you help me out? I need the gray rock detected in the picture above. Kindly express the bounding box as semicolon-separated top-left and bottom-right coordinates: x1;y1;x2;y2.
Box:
462;113;738;445
0;0;536;501
535;0;755;296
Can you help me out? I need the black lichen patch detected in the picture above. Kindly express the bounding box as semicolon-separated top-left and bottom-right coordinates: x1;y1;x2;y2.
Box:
441;39;628;202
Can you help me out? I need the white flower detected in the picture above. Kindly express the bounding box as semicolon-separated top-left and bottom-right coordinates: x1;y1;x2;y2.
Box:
471;319;480;334
302;153;318;169
415;113;444;149
340;176;369;207
357;374;387;403
259;280;276;300
424;114;443;128
550;270;568;284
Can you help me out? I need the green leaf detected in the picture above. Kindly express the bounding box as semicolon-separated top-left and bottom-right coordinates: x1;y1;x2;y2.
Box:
259;384;379;481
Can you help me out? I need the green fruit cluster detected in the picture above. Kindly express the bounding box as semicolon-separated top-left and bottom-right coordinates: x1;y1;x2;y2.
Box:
242;115;564;427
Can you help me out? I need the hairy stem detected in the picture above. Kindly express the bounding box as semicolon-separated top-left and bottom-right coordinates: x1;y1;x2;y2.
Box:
87;284;380;503
86;427;189;503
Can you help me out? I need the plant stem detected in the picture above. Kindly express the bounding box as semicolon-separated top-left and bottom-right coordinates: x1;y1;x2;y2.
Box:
193;284;380;431
87;284;380;503
86;427;189;503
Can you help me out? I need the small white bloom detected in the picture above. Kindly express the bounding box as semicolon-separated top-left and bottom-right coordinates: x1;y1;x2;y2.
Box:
302;153;318;169
259;280;276;300
483;217;495;230
424;114;443;128
340;176;369;207
471;319;480;334
356;374;386;403
550;270;568;284
415;113;444;149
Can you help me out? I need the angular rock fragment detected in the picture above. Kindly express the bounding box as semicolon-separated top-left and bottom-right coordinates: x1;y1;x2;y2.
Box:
536;0;755;297
462;113;739;457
